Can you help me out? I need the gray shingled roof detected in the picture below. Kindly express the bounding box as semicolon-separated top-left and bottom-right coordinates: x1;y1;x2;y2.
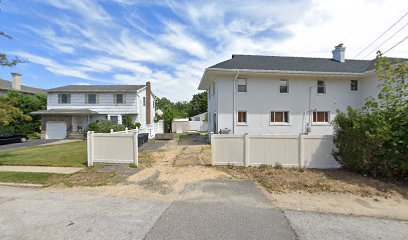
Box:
0;79;45;94
209;55;404;73
47;85;145;92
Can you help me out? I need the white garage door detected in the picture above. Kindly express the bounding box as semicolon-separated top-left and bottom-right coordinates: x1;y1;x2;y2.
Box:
46;121;67;139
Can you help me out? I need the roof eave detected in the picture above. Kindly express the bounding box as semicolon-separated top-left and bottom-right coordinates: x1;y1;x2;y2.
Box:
198;68;209;90
206;68;369;77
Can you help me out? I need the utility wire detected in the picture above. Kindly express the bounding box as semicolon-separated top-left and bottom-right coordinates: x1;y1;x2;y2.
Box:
362;21;408;59
383;35;408;55
354;10;408;58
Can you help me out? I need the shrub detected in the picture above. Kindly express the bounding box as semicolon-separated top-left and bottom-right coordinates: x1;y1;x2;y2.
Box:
332;54;408;180
122;115;133;129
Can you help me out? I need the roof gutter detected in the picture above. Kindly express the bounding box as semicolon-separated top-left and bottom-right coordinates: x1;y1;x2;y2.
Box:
205;68;372;77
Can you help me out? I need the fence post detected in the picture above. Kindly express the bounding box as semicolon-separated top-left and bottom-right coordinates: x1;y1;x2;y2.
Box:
110;129;114;133
87;131;94;167
298;134;304;168
125;127;128;133
133;131;138;166
244;133;250;167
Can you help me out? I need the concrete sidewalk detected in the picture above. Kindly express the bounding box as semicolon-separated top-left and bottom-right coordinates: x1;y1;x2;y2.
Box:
0;166;84;174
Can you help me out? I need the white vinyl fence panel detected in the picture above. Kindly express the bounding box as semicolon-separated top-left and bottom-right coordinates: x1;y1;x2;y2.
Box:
87;131;138;166
211;134;339;169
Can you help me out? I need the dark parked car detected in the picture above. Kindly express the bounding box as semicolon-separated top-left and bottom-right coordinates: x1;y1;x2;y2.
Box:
0;133;28;145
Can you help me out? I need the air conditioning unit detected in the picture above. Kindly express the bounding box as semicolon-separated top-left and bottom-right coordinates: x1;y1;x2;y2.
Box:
219;128;231;134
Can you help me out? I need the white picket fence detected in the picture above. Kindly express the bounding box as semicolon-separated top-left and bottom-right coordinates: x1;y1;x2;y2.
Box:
115;120;164;138
211;134;339;169
87;131;138;167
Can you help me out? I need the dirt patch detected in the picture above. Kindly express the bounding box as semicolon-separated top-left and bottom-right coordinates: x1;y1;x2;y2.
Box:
71;136;227;201
221;166;408;199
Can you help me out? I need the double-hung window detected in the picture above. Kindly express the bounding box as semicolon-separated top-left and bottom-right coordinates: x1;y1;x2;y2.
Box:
271;111;289;123
351;80;358;91
279;80;289;93
86;94;97;104
110;116;119;124
58;94;71;104
317;80;326;94
237;111;247;124
313;111;330;123
237;77;247;93
114;94;124;104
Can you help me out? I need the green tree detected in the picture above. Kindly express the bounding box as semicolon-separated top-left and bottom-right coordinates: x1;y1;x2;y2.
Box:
0;96;31;129
332;53;408;180
188;92;207;117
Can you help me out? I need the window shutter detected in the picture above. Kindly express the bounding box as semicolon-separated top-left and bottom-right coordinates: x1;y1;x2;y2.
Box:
85;94;88;104
113;94;117;104
58;94;61;104
123;94;126;104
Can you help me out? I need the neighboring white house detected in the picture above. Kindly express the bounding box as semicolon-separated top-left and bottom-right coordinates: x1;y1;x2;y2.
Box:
198;44;394;135
32;82;156;139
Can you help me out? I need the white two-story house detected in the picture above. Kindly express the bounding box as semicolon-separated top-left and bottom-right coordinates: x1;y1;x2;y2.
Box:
198;44;395;135
33;81;155;139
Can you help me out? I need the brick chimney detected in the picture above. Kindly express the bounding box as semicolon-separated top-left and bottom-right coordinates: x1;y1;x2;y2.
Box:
146;81;151;125
11;72;22;91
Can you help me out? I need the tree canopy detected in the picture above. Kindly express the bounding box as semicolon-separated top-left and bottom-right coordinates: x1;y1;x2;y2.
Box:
155;92;208;132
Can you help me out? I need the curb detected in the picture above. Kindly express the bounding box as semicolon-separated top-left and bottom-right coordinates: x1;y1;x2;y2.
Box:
0;182;43;188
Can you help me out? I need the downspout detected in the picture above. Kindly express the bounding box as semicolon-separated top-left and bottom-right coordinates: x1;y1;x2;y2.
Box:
232;70;240;134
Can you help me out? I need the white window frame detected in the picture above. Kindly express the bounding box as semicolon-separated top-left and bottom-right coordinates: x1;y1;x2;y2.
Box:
279;80;289;93
312;111;330;125
58;93;71;104
237;77;247;93
317;80;326;94
86;93;97;104
114;93;125;104
270;111;290;125
350;80;358;91
237;111;247;125
109;115;119;124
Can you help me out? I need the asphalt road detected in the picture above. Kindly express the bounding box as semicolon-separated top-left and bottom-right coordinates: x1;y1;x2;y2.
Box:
0;139;59;152
1;179;407;240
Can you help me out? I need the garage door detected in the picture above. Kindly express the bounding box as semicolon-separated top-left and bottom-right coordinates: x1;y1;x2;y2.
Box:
46;121;67;139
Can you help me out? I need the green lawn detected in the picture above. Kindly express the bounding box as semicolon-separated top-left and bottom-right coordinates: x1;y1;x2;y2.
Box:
0;141;87;167
0;172;64;185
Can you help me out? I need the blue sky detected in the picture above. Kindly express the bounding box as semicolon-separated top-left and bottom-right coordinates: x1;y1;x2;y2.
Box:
1;0;408;101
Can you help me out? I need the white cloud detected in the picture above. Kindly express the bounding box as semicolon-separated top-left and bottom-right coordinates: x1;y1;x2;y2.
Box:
13;0;408;101
41;0;112;23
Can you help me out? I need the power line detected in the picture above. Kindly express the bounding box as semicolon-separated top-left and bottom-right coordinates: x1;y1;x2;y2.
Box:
362;20;408;59
383;35;408;55
354;10;408;59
